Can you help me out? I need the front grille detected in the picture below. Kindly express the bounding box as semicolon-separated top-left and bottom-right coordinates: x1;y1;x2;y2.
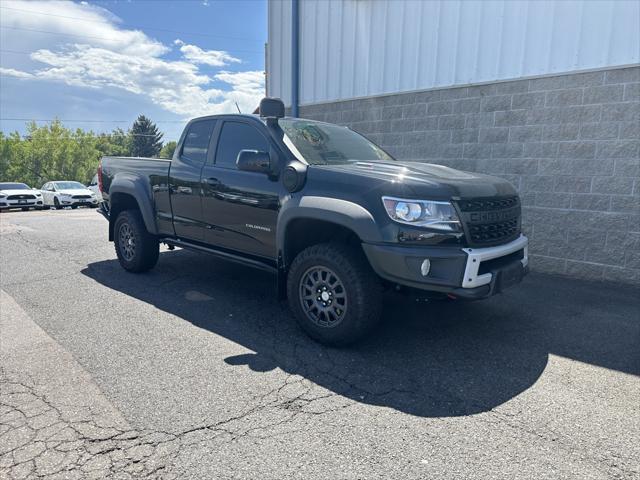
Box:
455;196;521;247
457;196;519;212
469;218;519;245
72;195;91;199
7;194;36;200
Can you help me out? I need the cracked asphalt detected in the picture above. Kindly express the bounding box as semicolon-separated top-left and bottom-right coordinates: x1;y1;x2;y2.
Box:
0;209;639;479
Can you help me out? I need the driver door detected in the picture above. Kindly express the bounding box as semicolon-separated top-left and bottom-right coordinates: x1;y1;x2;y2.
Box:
200;120;281;259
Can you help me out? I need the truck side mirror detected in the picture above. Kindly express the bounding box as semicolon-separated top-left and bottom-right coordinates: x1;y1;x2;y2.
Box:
236;150;271;174
259;97;285;119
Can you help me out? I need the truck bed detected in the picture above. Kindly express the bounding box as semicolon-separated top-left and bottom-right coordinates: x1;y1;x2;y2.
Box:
102;156;171;174
101;156;171;190
100;156;174;236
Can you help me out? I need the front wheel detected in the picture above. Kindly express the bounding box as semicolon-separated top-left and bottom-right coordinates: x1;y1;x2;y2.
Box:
53;197;62;210
114;210;159;273
287;243;383;346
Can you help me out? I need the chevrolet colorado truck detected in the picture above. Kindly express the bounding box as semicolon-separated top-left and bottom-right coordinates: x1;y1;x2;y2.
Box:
99;98;528;345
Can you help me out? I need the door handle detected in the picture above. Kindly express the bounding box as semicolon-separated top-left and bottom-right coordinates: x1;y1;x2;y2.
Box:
206;177;220;186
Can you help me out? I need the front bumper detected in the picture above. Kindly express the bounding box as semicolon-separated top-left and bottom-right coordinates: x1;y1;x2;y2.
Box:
362;235;528;299
0;199;43;209
59;198;99;207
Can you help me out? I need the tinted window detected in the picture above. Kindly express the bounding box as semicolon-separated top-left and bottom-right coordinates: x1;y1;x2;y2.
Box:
215;122;268;169
181;120;216;164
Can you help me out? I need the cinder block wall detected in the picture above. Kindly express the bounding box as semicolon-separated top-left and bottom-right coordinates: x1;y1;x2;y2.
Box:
298;66;640;285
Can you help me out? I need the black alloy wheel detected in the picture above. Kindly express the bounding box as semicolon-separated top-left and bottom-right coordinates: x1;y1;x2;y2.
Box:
287;243;382;346
299;266;348;327
113;209;159;273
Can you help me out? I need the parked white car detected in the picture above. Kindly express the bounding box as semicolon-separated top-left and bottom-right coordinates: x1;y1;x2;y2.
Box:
87;174;102;202
41;181;99;209
0;182;45;211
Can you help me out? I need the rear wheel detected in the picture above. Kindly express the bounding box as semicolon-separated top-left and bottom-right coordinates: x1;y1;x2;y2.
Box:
287;243;383;346
114;209;159;272
71;205;78;209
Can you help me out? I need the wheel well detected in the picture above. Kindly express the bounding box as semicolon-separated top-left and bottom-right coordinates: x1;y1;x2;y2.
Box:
283;218;362;269
108;192;140;241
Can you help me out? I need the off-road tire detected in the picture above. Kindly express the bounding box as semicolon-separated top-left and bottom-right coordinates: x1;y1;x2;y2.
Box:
114;209;159;273
287;243;383;346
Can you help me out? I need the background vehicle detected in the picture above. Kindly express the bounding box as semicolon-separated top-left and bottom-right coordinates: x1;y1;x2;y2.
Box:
87;174;103;202
0;182;44;211
99;98;528;345
41;181;99;210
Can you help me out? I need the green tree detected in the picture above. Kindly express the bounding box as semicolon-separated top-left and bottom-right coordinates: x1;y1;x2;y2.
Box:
159;141;177;159
0;120;167;186
17;121;101;186
96;128;131;157
130;115;163;157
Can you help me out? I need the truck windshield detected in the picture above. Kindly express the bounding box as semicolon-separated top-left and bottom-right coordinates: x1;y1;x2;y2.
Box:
280;119;394;165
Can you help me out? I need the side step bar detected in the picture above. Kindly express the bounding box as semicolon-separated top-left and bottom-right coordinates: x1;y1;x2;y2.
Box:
162;238;277;274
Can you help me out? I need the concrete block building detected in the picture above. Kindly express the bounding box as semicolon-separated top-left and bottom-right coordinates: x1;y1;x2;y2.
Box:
266;0;640;284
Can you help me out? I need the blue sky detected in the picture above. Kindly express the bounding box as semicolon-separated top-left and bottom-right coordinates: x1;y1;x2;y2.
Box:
0;0;267;140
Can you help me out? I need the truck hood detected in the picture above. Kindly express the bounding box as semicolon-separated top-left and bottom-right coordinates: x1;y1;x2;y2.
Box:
311;161;517;200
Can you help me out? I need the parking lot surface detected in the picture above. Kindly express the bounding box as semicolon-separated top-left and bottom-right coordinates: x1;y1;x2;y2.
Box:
1;209;639;479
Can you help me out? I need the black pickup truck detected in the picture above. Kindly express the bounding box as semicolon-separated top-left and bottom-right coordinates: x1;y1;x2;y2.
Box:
99;98;528;345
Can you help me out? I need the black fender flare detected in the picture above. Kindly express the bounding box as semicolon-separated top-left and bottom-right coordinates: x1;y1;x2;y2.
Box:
276;195;382;265
108;172;158;235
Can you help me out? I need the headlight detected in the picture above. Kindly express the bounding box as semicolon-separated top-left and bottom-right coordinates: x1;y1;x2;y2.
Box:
0;193;6;198
382;196;461;232
35;193;42;197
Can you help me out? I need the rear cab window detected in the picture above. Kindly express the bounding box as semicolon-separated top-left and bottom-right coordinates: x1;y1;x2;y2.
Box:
181;120;217;164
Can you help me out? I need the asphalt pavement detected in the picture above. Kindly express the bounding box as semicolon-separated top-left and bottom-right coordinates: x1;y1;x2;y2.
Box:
1;208;639;479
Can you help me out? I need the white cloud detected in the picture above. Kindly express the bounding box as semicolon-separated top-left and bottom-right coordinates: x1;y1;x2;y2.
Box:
215;71;265;93
174;39;241;67
0;67;34;79
209;71;265;114
1;0;167;57
0;0;264;118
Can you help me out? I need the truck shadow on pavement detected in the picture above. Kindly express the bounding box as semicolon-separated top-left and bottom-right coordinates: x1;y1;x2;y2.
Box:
82;249;640;418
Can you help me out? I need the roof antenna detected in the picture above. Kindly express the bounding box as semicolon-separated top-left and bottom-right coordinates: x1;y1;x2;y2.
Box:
235;102;242;114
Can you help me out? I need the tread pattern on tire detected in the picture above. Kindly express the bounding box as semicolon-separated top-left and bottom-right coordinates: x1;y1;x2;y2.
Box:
287;242;383;346
114;209;159;273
